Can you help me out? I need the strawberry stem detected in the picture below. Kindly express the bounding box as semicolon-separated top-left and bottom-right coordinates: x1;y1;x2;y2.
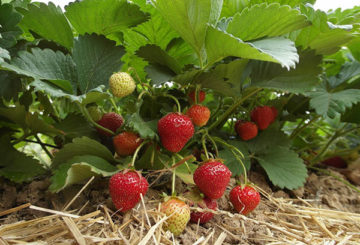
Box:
174;154;195;173
130;140;149;167
162;94;181;113
194;85;199;104
201;134;209;160
205;133;219;157
77;103;115;136
110;97;120;114
171;157;177;196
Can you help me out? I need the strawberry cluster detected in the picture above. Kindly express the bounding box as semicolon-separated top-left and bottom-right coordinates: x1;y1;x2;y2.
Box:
235;105;278;141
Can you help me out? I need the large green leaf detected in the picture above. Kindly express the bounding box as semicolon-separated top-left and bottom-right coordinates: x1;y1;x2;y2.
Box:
1;48;77;93
251;51;322;93
65;0;148;36
19;2;73;50
73;34;125;93
309;88;360;118
205;26;299;69
52;136;115;168
257;146;307;190
0;135;46;183
292;5;354;55
50;155;118;192
227;3;310;41
155;0;223;59
0;3;22;48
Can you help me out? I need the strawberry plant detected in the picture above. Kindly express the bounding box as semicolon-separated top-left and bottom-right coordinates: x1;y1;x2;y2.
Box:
0;0;359;228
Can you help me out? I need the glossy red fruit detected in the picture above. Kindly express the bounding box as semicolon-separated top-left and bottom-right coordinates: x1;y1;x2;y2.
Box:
109;171;148;212
186;105;211;127
96;112;124;136
190;197;217;224
235;121;258;141
322;156;347;168
271;106;278;123
189;90;206;103
113;132;143;156
157;113;195;153
230;185;260;215
193;160;232;199
251;106;273;130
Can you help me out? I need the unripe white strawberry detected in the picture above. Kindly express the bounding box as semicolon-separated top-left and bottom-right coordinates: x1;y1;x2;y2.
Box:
109;72;136;98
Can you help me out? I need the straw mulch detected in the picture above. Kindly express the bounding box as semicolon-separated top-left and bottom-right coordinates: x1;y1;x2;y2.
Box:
0;172;359;245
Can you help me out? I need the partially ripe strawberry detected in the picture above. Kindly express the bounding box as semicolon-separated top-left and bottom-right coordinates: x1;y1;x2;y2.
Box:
251;106;273;130
235;121;258;141
109;72;136;98
113;132;143;156
270;106;278;123
96;112;124;136
190;197;217;224
157;113;194;153
193;160;232;199
161;197;190;236
186;105;211;127
109;171;148;212
189;90;206;103
322;156;347;168
230;185;260;215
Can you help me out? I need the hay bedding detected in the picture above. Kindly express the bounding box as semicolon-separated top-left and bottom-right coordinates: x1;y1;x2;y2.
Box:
0;170;359;245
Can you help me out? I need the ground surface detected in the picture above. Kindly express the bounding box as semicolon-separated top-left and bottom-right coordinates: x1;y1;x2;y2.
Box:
0;168;359;244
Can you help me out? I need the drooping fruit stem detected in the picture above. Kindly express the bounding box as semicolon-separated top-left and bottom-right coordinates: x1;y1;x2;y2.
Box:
174;154;195;173
77;103;115;136
207;88;262;132
205;133;219;157
171;157;177;196
130;140;149;167
110;97;121;114
201;134;209;160
162;94;181;113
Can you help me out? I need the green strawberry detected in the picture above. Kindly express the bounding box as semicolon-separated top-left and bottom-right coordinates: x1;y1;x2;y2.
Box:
109;72;136;98
161;197;190;236
87;106;103;122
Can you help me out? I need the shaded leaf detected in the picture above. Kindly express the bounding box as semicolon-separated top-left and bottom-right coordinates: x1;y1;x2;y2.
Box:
219;140;251;176
0;3;22;48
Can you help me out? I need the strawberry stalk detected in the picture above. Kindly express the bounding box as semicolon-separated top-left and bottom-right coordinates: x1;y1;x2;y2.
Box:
174;154;195;173
78;103;115;136
201;134;209;160
162;94;181;113
110;97;120;114
205;133;219;157
130;140;149;167
171;157;177;196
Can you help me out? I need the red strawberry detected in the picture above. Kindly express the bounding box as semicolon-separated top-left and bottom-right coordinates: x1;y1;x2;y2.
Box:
193;160;232;199
109;170;148;212
251;106;273;130
186;105;211;127
322;156;347;168
230;185;260;215
190;197;217;224
96;112;124;136
270;106;278;123
189;90;206;103
161;197;190;236
113;132;143;156
235;121;258;141
157;113;194;153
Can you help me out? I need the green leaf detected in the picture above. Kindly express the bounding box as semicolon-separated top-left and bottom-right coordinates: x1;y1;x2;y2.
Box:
0;103;63;135
137;44;183;74
54;113;97;140
342;103;360;123
155;0;223;57
0;3;22;48
135;143;168;170
251;51;322;93
73;34;125;93
0;70;22;101
328;61;360;88
256;146;307;189
19;2;73;50
0;135;46;183
52;137;115;168
50;155;118;192
292;6;354;55
65;0;148;36
348;38;360;62
0;47;10;63
1;48;77;93
227;3;310;42
175;162;198;185
309;88;360;118
218;140;251;176
125;100;158;140
205;26;299;69
30;80;110;105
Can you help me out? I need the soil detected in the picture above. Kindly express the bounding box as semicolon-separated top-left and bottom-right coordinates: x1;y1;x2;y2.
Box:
0;168;359;244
